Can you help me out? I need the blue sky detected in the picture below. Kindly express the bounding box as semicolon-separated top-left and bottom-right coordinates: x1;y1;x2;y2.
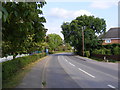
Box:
41;0;119;39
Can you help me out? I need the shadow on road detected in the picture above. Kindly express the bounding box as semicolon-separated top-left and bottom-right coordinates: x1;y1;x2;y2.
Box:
49;53;87;62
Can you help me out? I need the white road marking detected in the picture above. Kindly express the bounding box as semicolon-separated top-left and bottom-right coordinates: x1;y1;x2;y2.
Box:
107;85;116;88
69;62;75;67
78;68;95;78
62;56;67;62
65;59;68;62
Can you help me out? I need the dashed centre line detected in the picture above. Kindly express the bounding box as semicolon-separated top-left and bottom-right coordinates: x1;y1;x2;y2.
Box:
65;59;68;62
64;58;75;67
78;68;95;78
69;62;75;67
63;56;95;78
107;85;116;89
59;56;117;88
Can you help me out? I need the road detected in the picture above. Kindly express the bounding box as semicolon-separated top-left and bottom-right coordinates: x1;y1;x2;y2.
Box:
17;53;119;89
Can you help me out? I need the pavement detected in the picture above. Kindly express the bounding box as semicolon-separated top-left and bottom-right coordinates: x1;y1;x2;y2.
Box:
16;56;50;88
16;53;119;89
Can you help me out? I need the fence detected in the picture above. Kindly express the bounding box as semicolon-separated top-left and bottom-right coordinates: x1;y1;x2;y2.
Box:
91;54;120;61
0;54;29;63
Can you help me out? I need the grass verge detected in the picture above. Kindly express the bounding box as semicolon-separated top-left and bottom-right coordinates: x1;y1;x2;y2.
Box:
2;56;47;88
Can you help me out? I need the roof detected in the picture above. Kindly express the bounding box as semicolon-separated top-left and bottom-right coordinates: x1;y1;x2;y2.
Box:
99;27;120;39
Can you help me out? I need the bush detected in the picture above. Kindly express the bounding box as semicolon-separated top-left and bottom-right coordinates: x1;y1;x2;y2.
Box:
105;49;111;55
92;49;98;54
2;53;46;81
48;51;53;54
85;51;90;57
92;49;105;55
92;48;111;55
100;48;106;55
113;46;120;55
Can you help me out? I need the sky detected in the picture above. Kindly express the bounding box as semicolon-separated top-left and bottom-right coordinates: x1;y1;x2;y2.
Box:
41;0;119;39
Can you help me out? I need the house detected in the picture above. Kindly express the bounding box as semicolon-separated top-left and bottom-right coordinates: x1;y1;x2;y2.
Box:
99;27;120;45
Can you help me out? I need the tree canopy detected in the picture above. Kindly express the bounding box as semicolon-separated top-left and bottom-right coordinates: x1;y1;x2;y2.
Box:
46;34;63;51
61;15;106;55
2;2;47;58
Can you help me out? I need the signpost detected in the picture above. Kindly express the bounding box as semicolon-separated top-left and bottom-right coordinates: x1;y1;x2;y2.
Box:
46;49;49;55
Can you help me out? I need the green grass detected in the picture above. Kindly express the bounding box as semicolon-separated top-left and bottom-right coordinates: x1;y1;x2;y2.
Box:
2;56;47;88
2;66;30;88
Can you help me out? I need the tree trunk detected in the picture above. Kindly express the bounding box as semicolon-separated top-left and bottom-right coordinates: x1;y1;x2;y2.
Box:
13;53;17;59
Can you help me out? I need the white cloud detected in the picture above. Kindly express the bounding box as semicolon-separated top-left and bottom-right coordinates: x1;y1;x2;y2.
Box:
46;8;92;39
46;26;64;39
90;1;118;9
46;8;93;39
47;0;119;2
73;10;92;17
49;8;92;19
45;0;119;39
49;8;70;18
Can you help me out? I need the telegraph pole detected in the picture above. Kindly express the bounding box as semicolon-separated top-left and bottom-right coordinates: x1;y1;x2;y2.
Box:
82;26;85;56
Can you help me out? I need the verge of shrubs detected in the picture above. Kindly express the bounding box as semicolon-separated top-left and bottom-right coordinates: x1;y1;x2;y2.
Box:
83;44;120;61
92;48;111;55
92;44;120;55
2;53;46;81
85;51;90;57
90;44;120;61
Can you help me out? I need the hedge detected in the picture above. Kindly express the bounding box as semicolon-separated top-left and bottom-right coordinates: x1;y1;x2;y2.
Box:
92;46;120;55
91;54;120;61
113;46;120;55
2;53;46;81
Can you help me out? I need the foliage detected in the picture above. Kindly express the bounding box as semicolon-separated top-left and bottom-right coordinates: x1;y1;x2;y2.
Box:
0;3;8;22
2;2;47;58
39;42;49;52
2;53;46;81
92;48;112;55
65;43;72;50
61;15;106;56
92;48;106;55
46;34;63;51
105;49;111;55
58;43;72;51
85;51;90;57
113;46;120;55
92;44;120;55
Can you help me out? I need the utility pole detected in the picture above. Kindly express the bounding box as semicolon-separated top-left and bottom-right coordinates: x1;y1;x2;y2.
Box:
82;26;85;56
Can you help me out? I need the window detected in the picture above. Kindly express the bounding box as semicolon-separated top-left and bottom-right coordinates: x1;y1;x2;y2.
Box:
105;39;111;43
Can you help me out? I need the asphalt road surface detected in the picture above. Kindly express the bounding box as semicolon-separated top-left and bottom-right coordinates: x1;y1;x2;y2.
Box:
17;53;119;89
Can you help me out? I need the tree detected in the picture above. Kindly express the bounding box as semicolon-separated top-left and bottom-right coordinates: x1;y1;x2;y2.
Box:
58;43;72;51
46;34;63;51
2;2;47;58
61;15;106;55
65;43;72;50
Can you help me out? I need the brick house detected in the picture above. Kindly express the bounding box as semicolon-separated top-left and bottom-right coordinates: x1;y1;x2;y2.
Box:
99;27;120;45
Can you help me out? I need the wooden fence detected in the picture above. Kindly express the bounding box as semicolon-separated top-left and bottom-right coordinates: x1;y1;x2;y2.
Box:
91;54;120;61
